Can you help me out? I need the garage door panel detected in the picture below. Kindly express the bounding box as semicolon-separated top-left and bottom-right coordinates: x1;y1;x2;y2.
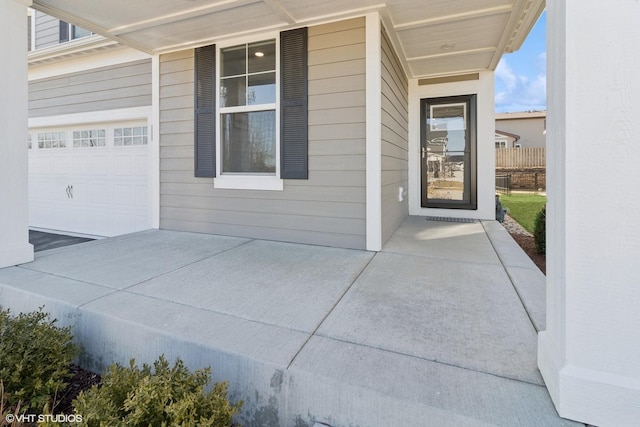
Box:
132;184;148;207
88;183;112;204
29;121;151;237
29;176;68;202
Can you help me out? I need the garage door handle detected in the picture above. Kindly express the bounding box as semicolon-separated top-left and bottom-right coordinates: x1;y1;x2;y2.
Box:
66;185;73;199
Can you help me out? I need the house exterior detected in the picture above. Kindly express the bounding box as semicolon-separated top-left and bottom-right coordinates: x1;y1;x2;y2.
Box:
3;1;640;426
495;110;546;148
24;5;502;251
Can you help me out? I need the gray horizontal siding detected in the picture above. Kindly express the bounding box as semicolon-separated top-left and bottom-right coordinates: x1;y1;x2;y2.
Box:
380;27;409;244
29;60;152;118
159;17;367;249
34;11;59;50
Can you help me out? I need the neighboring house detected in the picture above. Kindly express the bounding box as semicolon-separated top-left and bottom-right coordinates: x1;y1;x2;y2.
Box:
494;130;520;148
28;10;153;236
495;110;546;148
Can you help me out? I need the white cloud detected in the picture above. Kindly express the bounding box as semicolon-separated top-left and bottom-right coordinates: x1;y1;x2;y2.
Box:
495;57;546;112
495;58;517;91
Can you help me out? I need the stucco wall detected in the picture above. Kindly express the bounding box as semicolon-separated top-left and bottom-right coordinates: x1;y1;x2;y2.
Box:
538;1;640;426
495;113;546;148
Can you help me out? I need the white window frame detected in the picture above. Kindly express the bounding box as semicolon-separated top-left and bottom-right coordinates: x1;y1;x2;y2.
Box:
113;125;149;147
37;131;67;149
72;128;107;148
64;22;93;42
214;33;283;191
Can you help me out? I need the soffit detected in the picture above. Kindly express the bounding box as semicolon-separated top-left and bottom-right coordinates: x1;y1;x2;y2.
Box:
31;0;544;79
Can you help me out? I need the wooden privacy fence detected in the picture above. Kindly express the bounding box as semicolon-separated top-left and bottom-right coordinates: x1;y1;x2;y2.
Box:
496;147;546;168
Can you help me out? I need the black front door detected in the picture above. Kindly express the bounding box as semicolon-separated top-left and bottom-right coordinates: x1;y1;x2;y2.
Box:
420;95;477;210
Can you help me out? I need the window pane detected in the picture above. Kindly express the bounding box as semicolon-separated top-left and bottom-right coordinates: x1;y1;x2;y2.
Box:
221;45;246;77
424;100;472;206
248;40;276;74
248;73;275;105
222;111;276;173
72;26;92;39
220;76;246;107
38;132;66;149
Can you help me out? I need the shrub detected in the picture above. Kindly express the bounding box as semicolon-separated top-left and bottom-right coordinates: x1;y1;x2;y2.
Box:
73;355;242;427
534;205;546;255
0;307;78;412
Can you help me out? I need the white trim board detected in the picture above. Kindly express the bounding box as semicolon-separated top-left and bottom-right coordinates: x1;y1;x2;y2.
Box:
29;106;152;128
365;12;382;251
150;55;161;229
29;45;151;81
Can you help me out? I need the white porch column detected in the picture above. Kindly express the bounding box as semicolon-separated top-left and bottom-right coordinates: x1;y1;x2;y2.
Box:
0;0;33;268
538;1;640;425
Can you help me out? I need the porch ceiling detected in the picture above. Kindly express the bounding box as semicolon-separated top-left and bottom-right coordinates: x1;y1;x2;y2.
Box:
31;0;544;79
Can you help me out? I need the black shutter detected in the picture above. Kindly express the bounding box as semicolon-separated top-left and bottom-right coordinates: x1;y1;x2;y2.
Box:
194;45;216;177
59;21;69;43
280;28;308;179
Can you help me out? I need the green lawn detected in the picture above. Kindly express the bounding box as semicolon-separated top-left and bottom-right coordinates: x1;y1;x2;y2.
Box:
499;193;547;233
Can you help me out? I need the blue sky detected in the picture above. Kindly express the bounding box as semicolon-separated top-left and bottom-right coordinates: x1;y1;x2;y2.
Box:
494;11;546;113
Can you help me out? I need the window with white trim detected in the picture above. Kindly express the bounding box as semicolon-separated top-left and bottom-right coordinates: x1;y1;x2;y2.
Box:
28;134;32;149
114;126;148;146
38;132;66;149
219;39;277;175
73;129;106;148
194;28;307;184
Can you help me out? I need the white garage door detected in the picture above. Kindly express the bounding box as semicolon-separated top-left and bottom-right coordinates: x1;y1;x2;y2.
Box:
28;121;150;237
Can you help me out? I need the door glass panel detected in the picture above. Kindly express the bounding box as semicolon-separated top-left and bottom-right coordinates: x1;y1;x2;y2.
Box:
421;95;476;209
427;103;467;202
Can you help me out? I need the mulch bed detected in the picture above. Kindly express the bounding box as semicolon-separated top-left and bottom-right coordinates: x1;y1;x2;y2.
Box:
53;365;101;415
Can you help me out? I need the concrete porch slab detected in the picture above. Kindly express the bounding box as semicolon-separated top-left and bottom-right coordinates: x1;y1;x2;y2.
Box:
21;230;249;289
288;336;576;427
0;218;581;427
128;239;374;332
383;216;501;265
316;251;542;385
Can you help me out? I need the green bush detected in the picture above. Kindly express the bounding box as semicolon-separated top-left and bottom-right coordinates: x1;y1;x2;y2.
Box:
73;355;242;427
534;205;546;255
0;307;78;412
